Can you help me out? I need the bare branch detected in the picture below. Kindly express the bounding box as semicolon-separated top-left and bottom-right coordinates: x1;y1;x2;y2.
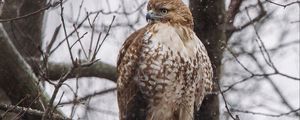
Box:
250;54;300;116
92;16;116;61
232;108;300;117
70;31;88;49
218;81;240;120
49;10;104;55
226;0;242;28
44;61;117;82
0;104;70;120
226;0;267;37
46;25;61;55
59;0;75;64
265;0;300;8
59;88;116;105
0;1;60;22
0;24;49;112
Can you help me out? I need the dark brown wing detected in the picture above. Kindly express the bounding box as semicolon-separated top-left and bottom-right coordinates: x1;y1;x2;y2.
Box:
117;28;146;67
117;27;149;120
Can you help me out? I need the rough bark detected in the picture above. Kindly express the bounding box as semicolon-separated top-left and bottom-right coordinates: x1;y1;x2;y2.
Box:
0;1;53;120
0;0;227;119
28;60;117;82
0;0;45;58
0;24;49;119
190;0;226;120
0;0;46;107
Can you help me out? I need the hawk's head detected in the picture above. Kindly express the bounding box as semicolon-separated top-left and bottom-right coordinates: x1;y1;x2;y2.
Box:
146;0;194;28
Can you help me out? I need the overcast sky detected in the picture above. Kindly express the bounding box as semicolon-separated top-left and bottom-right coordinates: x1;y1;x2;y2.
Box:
43;0;299;120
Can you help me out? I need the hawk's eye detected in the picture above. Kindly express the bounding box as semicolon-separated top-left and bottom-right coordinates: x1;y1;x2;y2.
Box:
160;8;168;14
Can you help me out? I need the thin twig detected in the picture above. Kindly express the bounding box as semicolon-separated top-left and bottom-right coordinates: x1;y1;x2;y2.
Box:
70;32;88;49
46;25;62;55
227;0;266;37
50;11;102;55
218;81;239;120
72;24;89;59
95;16;116;55
0;104;69;120
0;1;61;22
58;88;116;105
232;108;300;117
265;0;300;8
60;0;75;64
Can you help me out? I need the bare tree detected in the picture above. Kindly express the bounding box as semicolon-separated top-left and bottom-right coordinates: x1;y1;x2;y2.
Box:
0;0;299;120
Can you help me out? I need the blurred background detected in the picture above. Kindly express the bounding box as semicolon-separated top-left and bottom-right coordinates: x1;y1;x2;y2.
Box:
0;0;299;120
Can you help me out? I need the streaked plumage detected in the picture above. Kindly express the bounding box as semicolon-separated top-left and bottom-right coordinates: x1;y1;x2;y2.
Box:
117;0;213;119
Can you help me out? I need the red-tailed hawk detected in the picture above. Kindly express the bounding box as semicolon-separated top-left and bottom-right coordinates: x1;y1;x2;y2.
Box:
117;0;213;119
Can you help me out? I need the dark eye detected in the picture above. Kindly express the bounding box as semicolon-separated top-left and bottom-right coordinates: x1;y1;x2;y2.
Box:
160;8;168;14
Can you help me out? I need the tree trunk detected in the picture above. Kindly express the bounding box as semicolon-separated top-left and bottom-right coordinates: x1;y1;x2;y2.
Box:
1;0;45;58
190;0;226;120
0;24;49;119
0;0;47;112
0;0;227;119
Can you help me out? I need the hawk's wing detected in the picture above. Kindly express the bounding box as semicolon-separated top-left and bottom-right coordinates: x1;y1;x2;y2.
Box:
193;33;214;111
117;27;149;120
117;28;143;67
117;24;213;119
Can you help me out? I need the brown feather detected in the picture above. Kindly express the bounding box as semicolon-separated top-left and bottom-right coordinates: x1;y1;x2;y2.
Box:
117;0;213;120
117;26;149;120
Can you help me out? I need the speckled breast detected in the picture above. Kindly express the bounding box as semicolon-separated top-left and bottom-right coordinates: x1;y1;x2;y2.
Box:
133;24;204;105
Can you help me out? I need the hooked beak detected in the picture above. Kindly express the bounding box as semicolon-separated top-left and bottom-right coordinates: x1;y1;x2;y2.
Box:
146;10;161;22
